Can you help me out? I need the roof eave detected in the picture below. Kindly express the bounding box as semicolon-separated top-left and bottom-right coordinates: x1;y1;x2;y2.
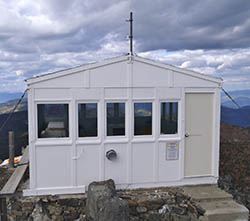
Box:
25;55;129;85
134;56;223;84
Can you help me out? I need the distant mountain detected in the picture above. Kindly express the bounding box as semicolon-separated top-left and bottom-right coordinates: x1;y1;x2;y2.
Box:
222;97;250;108
0;111;28;160
221;106;250;128
222;89;250;108
0;98;27;115
0;92;25;104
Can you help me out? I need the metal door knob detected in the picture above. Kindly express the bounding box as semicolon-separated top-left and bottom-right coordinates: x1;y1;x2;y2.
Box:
106;149;117;160
185;133;189;138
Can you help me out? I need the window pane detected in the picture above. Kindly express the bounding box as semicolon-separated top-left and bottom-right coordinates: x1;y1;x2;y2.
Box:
107;103;125;136
161;102;178;134
78;103;97;137
38;104;69;138
134;103;152;135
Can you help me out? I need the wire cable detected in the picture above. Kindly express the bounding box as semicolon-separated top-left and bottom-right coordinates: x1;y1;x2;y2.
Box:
222;87;241;109
0;89;28;133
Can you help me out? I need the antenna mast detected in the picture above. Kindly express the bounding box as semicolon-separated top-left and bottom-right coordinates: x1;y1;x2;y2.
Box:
128;12;133;55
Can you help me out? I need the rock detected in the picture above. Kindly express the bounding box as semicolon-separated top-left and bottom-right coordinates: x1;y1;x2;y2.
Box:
170;206;187;215
158;204;169;214
136;206;147;213
74;214;87;221
189;214;200;221
142;198;165;210
86;179;129;221
28;201;50;221
140;211;163;221
194;203;205;216
127;199;137;207
171;213;191;221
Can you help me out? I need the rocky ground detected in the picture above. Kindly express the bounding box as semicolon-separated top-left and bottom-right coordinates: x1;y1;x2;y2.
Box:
219;123;250;217
1;122;249;220
7;180;204;221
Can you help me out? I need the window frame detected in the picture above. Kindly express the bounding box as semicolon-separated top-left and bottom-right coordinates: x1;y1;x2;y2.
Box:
159;99;180;138
35;100;71;142
105;100;127;139
76;100;100;141
132;100;154;139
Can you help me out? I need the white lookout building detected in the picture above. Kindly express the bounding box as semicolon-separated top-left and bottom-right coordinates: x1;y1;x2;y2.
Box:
24;55;222;196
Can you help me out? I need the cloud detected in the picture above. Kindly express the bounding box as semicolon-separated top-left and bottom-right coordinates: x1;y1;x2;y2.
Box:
131;0;250;51
0;0;250;93
138;48;250;91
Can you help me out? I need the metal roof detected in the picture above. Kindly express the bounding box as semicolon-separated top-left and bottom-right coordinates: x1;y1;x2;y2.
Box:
25;54;223;85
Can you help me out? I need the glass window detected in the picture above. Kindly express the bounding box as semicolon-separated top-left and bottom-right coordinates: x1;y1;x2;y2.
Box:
161;102;178;134
38;104;69;138
78;103;97;137
134;102;152;136
107;103;125;136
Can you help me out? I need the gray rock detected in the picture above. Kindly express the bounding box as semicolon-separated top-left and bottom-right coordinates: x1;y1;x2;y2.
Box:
74;214;87;221
136;206;147;213
158;204;169;214
170;206;187;215
194;203;205;216
86;179;129;221
171;213;191;221
28;201;50;221
140;212;164;221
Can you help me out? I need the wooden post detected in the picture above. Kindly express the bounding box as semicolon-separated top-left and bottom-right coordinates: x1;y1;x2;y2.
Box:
0;197;7;221
8;131;14;168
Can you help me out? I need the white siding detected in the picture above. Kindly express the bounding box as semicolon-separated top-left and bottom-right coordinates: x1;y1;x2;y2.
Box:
133;61;171;87
24;55;222;196
90;61;128;87
36;146;71;188
174;72;217;88
33;72;84;88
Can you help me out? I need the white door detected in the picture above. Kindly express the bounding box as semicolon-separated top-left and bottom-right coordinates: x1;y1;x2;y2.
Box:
184;93;214;177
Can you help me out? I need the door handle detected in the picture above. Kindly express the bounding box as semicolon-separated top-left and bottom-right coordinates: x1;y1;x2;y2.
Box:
106;149;117;161
185;133;189;138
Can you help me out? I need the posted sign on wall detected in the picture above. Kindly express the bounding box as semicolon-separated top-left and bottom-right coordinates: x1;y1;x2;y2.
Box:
166;142;179;160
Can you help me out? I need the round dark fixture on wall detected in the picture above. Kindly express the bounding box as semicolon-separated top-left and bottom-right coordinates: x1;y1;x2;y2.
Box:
106;149;117;161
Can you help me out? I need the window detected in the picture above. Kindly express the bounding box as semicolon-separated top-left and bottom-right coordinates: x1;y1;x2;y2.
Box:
38;104;69;138
78;103;98;137
134;102;152;135
161;102;178;134
107;103;125;136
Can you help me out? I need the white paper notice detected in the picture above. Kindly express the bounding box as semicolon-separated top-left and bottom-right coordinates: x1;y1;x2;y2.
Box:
166;142;179;160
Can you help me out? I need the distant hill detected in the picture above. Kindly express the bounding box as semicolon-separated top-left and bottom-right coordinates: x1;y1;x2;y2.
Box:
0;111;28;160
221;106;250;128
0;92;25;104
222;89;250;108
222;96;250;108
0;98;27;115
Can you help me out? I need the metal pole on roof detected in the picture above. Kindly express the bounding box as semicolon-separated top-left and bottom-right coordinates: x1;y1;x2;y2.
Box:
127;12;133;55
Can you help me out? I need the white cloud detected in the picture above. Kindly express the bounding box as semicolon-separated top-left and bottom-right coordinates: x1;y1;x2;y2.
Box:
0;0;250;93
138;48;250;90
16;70;24;76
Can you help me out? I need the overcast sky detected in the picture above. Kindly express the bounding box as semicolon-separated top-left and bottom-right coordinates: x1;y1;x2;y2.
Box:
1;0;250;93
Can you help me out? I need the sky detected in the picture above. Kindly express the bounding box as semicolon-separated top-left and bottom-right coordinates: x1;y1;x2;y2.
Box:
0;0;250;93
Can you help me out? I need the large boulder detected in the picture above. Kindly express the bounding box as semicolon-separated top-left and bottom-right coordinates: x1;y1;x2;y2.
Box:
86;179;129;221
